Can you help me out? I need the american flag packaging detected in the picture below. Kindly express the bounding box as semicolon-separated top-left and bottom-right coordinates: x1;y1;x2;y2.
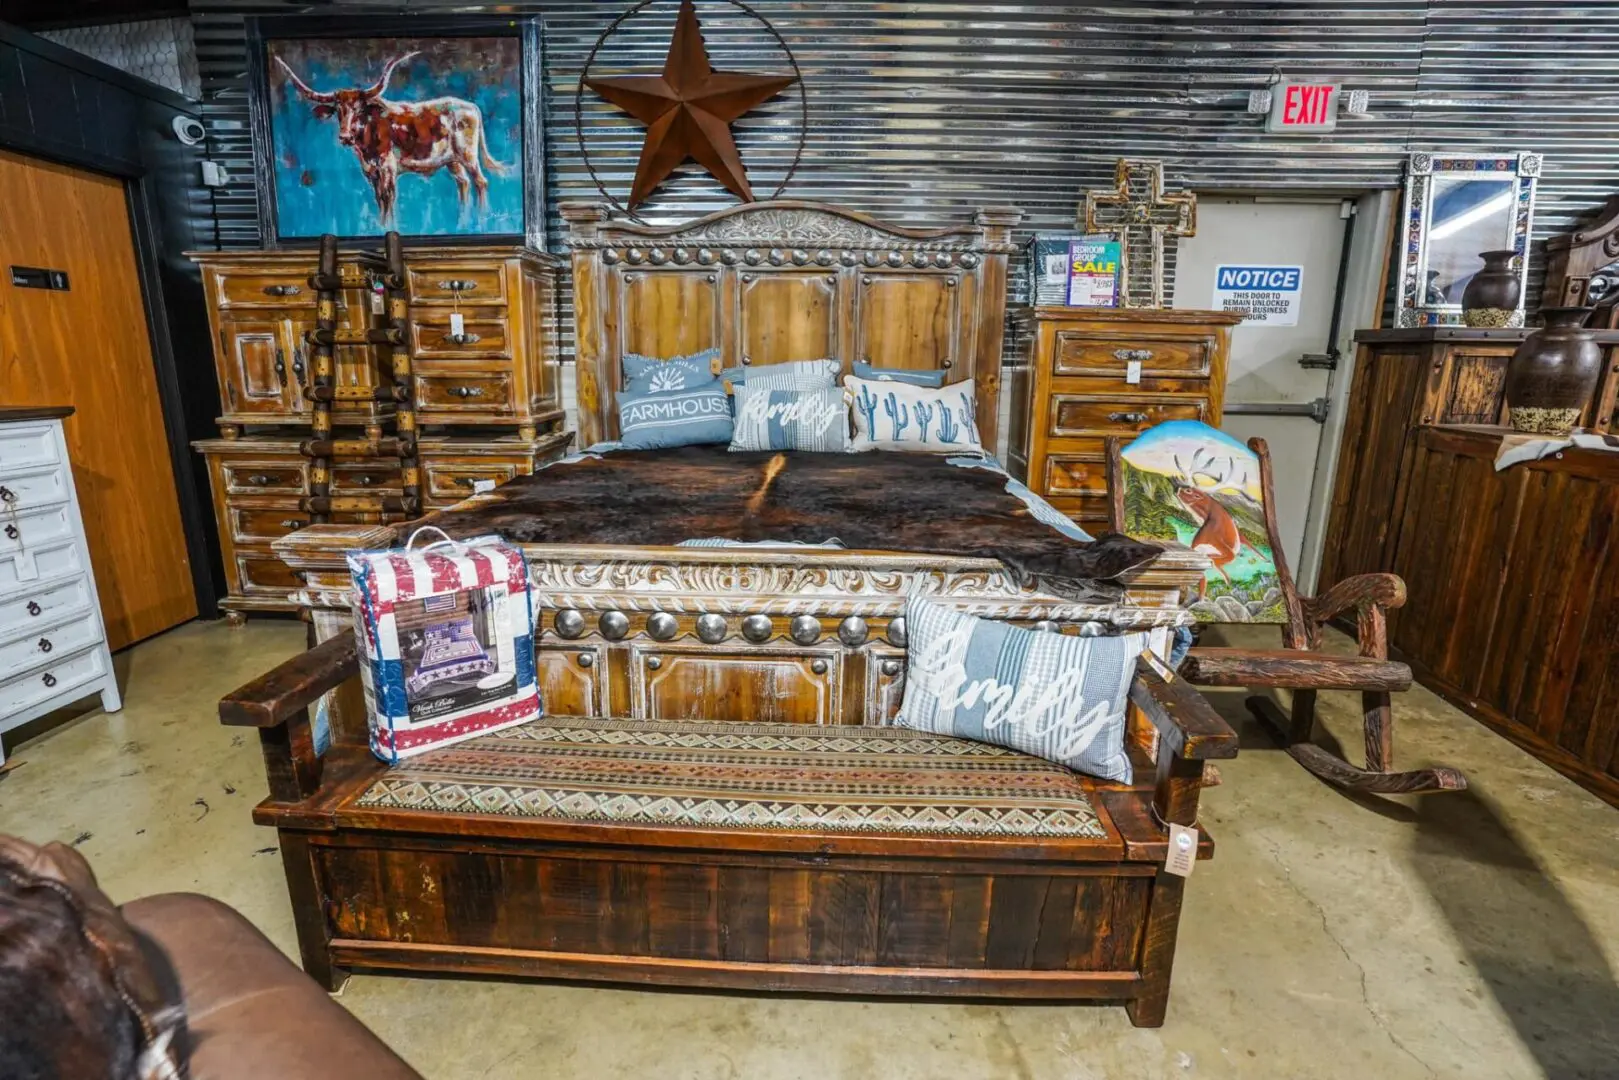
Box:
348;529;539;763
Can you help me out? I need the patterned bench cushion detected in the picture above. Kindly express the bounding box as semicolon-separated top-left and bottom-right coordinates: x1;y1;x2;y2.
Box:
353;718;1106;839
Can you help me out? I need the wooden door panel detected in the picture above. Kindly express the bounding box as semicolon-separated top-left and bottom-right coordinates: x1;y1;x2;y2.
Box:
616;270;719;360
220;318;290;413
0;150;196;647
739;271;837;365
629;645;840;724
858;273;956;371
536;644;605;716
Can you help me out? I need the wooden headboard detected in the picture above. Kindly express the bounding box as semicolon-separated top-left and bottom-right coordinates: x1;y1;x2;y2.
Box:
561;200;1022;448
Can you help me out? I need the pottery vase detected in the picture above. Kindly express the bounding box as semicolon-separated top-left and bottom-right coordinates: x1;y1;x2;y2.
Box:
1504;307;1602;435
1461;250;1522;327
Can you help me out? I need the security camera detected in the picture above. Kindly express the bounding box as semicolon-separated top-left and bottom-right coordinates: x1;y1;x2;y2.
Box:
172;115;206;146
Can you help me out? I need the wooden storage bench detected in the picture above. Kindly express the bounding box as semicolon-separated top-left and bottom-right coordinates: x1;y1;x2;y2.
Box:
221;636;1236;1027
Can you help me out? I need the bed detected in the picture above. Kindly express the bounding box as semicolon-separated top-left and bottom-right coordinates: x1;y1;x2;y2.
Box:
276;200;1207;728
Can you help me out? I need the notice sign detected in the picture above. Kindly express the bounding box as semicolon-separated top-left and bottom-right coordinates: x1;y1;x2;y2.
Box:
1067;237;1121;307
1212;265;1303;327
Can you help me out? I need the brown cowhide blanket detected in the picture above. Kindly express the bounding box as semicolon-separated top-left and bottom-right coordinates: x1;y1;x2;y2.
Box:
425;446;1161;585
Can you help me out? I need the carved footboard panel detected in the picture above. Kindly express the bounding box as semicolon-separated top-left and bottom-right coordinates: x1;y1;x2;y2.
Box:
278;525;1204;728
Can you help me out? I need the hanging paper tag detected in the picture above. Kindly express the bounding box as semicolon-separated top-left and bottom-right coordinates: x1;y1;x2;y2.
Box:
370;289;384;315
472;479;496;494
1126;359;1143;385
450;311;466;337
1165;823;1198;877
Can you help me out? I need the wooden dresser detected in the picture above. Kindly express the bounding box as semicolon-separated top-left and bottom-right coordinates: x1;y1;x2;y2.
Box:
191;246;571;623
1;407;120;760
1006;307;1240;530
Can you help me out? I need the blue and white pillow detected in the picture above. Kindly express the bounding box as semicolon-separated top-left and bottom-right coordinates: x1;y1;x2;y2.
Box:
732;358;840;390
896;596;1145;782
845;376;983;454
852;360;945;388
622;347;721;395
729;383;850;452
617;382;734;450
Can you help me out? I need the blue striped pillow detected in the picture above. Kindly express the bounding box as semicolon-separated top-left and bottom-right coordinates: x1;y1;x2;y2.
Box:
896;596;1145;782
729;383;850;452
735;358;840;390
852;360;945;388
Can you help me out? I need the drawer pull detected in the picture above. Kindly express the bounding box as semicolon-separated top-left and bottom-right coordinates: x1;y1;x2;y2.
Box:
38;637;52;653
1108;411;1151;424
444;332;482;345
647;656;663;670
4;524;18;540
280;519;304;529
576;652;594;668
247;474;276;486
353;475;375;486
437;279;478;292
0;485;14;502
263;284;302;297
457;477;493;487
292;349;306;386
1113;348;1154;362
274;348;287;382
447;386;486;399
27;601;42;616
42;672;57;688
810;658;829;675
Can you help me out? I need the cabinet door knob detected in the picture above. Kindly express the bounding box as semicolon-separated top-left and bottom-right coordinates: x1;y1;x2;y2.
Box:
447;386;486;398
1107;411;1150;424
42;672;57;688
38;637;52;653
274;348;287;382
292;349;307;385
576;652;594;668
5;524;18;540
881;659;902;677
27;601;42;616
810;658;828;675
647;656;663;670
1113;348;1154;362
263;284;302;297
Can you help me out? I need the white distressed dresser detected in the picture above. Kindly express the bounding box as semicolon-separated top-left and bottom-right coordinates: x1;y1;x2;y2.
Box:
0;407;121;762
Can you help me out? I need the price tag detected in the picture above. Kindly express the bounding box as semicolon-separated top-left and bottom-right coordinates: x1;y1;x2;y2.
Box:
450;312;465;337
1126;359;1143;385
472;479;496;494
1165;823;1198;877
370;289;384;315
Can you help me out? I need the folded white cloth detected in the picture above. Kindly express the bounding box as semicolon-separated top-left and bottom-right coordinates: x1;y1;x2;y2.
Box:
1494;431;1619;471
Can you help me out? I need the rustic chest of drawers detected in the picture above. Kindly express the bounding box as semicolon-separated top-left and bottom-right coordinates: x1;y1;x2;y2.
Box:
0;408;120;759
1006;307;1239;530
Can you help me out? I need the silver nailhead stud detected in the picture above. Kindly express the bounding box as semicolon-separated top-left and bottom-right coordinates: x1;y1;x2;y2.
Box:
599;610;629;640
696;613;728;644
555;609;585;639
838;616;869;646
790;615;821;645
647;612;678;641
881;659;902;677
1033;620;1059;633
741;614;773;643
886;616;908;647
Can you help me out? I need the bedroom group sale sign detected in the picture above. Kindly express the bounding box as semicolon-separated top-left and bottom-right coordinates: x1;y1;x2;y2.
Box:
1211;265;1303;327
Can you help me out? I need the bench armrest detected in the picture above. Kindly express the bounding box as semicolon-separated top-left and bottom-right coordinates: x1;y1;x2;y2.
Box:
219;635;360;804
1129;654;1238;761
219;635;359;729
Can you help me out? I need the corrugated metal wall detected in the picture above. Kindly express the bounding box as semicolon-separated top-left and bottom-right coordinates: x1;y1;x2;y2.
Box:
191;0;1619;316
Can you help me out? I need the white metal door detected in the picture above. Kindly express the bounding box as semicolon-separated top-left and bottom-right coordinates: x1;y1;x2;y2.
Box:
1172;197;1348;575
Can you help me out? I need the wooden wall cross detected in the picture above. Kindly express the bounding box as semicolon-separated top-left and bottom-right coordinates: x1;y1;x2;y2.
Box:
1083;159;1197;309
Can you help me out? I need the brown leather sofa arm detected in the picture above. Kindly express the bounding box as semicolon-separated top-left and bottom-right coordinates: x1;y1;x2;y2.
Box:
1302;573;1406;659
1129;654;1238;762
220;635;359;729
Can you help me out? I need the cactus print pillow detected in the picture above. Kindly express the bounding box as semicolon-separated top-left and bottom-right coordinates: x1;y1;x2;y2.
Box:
845;376;983;454
622;347;721;395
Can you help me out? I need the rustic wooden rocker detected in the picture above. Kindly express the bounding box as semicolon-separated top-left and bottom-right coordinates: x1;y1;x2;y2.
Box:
1107;420;1466;795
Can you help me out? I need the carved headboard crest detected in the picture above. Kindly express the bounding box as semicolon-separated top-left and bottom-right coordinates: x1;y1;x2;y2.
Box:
562;199;1023;448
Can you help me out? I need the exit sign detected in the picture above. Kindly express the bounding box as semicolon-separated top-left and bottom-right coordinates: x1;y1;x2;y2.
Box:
1267;82;1339;133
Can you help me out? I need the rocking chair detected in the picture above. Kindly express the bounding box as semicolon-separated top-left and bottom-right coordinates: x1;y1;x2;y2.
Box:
1107;421;1466;795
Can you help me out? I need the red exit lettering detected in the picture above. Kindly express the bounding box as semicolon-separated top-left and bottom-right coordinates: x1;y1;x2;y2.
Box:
1282;85;1335;126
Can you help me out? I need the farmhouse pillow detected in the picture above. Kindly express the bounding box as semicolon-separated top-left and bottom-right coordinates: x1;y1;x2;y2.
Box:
896;595;1145;783
729;383;850;453
845;376;983;453
617;382;734;450
622;347;721;395
851;360;946;388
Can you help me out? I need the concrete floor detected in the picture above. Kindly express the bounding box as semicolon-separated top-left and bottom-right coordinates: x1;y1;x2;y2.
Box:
2;618;1617;1080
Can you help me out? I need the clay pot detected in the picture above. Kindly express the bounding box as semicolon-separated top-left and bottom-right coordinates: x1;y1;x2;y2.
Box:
1461;250;1522;327
1504;307;1602;435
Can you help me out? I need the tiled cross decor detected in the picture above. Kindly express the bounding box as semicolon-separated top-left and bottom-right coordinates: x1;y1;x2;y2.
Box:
1082;159;1197;309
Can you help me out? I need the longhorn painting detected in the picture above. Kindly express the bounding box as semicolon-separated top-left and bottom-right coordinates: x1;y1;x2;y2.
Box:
1117;420;1284;624
262;36;525;238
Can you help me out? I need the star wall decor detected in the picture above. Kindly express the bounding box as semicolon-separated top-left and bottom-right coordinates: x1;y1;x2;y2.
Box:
585;0;799;209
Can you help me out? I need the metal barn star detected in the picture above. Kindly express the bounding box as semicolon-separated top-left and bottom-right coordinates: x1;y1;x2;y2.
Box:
585;0;798;209
1083;159;1198;309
